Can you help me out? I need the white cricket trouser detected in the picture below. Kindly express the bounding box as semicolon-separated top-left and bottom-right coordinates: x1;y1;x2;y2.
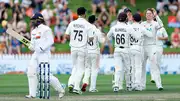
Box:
83;53;100;90
71;50;86;90
142;45;156;89
114;50;131;89
130;46;144;90
150;46;163;88
27;53;64;97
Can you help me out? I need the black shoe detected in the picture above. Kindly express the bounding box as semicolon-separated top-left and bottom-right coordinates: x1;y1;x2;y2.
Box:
158;87;163;91
150;80;155;83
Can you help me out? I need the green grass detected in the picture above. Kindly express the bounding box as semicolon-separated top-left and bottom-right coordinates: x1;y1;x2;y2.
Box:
0;74;180;101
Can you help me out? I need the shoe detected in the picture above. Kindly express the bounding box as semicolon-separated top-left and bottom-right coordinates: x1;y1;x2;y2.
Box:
73;89;82;95
113;86;119;93
126;87;133;91
59;91;65;99
68;84;74;93
118;86;124;91
81;83;88;92
158;87;163;91
25;95;35;99
89;89;98;92
151;80;155;83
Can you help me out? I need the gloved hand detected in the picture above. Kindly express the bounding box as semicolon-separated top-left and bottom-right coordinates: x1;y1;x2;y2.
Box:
28;44;34;51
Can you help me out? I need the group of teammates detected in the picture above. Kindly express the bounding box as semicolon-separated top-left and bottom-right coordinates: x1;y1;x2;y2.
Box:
25;6;168;99
65;6;168;95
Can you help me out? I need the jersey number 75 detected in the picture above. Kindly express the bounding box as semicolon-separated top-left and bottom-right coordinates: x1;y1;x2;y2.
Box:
74;30;83;41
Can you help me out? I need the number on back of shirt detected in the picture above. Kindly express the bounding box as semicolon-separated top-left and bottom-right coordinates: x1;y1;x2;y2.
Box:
88;40;93;46
74;30;83;41
116;34;125;44
130;35;138;43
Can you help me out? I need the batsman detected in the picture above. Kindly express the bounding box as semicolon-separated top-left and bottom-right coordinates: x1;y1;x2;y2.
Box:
25;12;65;99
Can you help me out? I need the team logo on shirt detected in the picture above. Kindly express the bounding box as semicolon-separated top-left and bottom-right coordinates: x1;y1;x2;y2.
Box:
35;32;41;39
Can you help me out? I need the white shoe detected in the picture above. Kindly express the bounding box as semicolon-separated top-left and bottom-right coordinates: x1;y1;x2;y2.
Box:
25;95;36;99
73;89;82;95
59;91;65;99
89;89;98;92
118;86;124;91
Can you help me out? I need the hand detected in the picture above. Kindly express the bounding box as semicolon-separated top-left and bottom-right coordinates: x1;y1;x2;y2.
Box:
28;44;34;51
151;8;157;16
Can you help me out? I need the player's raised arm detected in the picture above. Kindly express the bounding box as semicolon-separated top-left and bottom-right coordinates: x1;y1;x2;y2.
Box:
152;8;163;29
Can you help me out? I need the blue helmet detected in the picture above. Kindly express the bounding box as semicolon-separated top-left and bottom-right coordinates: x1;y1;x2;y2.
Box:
31;12;45;27
31;12;44;20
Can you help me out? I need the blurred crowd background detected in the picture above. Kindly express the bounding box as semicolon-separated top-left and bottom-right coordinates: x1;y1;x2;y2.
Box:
0;0;180;55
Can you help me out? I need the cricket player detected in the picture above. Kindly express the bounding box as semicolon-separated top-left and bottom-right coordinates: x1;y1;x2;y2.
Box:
26;12;65;98
141;8;164;90
64;7;94;94
112;8;133;90
130;13;153;91
107;12;137;92
82;15;105;92
124;7;135;89
150;27;168;85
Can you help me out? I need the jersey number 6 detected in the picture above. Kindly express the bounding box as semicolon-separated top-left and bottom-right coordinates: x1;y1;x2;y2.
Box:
74;30;83;41
116;34;125;44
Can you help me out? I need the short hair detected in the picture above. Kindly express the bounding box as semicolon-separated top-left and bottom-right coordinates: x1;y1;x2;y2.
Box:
118;12;127;22
77;7;86;15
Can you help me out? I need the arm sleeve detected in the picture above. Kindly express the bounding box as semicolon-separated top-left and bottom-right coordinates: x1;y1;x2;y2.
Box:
162;27;168;37
155;15;164;28
41;30;54;51
107;28;113;40
97;29;105;43
65;23;71;35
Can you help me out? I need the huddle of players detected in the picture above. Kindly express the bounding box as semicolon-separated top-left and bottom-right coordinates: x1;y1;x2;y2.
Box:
64;6;168;94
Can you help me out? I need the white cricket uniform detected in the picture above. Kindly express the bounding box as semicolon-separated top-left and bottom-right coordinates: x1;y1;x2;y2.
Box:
107;22;137;90
151;27;168;87
82;26;105;91
65;17;93;91
27;24;64;97
141;20;162;89
130;22;152;90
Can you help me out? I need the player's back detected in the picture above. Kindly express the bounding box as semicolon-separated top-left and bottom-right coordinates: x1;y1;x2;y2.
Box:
87;25;104;54
131;23;146;46
67;18;92;48
111;23;131;48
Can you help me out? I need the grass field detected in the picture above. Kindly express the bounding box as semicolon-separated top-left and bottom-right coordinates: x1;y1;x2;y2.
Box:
0;74;180;101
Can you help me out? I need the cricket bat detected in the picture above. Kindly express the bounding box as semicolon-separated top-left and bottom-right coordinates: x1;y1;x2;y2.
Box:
6;28;31;47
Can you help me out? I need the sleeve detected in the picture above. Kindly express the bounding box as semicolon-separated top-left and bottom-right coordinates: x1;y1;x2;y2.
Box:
155;15;164;28
142;26;153;37
41;29;54;51
162;27;168;37
65;22;71;35
107;27;113;40
97;29;105;43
